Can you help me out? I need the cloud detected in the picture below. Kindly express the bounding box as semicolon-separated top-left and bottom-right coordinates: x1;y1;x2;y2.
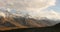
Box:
0;0;56;10
0;0;58;19
0;12;6;18
39;10;60;19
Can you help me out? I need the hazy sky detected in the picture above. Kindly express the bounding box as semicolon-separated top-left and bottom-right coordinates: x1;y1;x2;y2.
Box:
0;0;60;19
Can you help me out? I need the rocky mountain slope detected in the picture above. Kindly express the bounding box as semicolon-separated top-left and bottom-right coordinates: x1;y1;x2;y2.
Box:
0;16;59;31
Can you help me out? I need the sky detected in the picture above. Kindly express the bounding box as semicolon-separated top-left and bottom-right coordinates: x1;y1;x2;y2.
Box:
48;0;60;12
0;0;60;19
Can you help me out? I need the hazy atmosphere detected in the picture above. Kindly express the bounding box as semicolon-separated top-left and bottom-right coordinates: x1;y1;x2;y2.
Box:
0;0;60;31
0;0;60;19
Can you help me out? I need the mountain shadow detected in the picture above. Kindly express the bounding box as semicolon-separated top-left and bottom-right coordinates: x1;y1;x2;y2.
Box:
1;23;60;32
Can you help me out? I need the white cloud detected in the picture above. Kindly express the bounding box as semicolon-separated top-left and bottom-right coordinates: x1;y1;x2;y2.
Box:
0;0;58;19
0;0;56;10
0;12;6;18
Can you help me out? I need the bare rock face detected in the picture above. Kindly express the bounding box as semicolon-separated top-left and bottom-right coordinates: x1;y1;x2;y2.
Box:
0;16;59;31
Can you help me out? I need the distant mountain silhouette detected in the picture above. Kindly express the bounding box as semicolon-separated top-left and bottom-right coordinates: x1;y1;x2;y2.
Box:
1;23;60;32
53;23;60;28
0;16;59;31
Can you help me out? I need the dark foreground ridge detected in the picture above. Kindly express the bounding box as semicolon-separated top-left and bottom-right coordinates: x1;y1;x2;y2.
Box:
0;17;60;32
1;23;60;32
